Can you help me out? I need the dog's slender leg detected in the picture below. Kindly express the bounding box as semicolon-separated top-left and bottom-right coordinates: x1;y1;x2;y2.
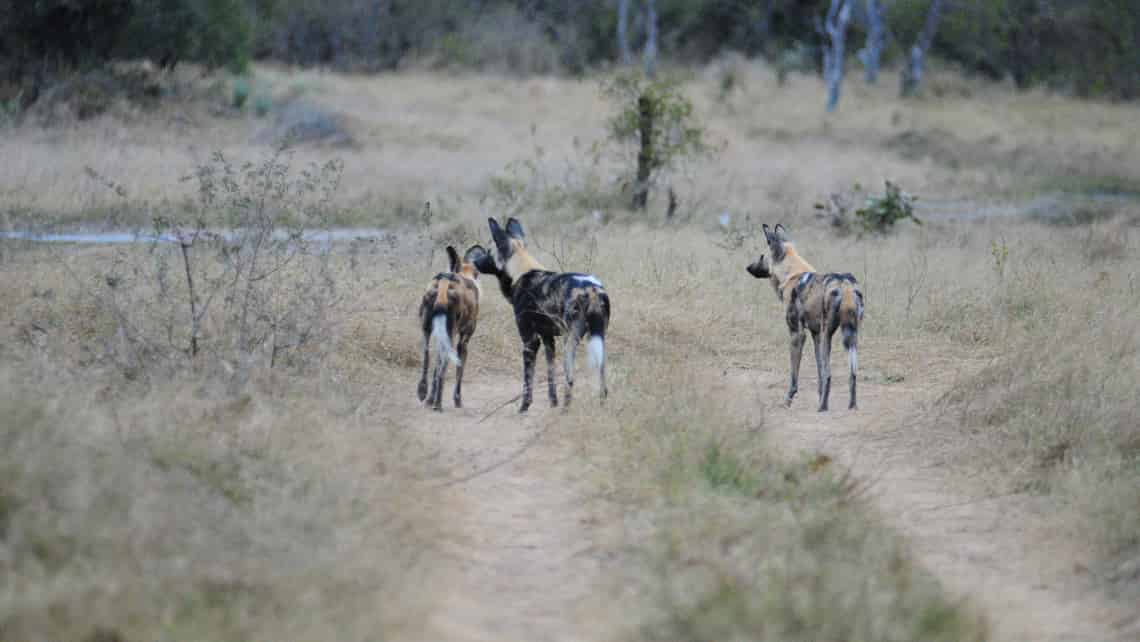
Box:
453;334;469;408
417;333;430;402
542;334;558;407
786;329;805;406
811;330;823;401
844;325;858;410
818;329;834;412
563;335;578;407
520;335;540;413
431;351;448;412
599;357;607;402
848;341;857;410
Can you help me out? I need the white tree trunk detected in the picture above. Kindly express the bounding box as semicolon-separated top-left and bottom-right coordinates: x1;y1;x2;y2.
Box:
901;0;943;97
823;0;852;112
617;0;633;65
643;0;658;78
858;0;886;84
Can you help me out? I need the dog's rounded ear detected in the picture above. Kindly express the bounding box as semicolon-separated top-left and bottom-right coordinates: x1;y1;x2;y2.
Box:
466;244;497;275
505;217;525;240
773;224;791;242
464;244;487;264
446;246;461;272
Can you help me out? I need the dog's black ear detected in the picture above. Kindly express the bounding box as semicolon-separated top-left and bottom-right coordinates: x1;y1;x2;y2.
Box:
488;217;511;256
762;223;773;243
505;217;525;240
446;246;461;273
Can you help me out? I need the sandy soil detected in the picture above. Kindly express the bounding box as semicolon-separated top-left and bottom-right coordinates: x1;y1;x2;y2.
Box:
392;358;1133;642
393;376;612;642
738;361;1133;642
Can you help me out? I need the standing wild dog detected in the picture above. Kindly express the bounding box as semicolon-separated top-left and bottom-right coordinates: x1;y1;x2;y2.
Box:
746;224;864;411
417;245;488;411
472;217;611;413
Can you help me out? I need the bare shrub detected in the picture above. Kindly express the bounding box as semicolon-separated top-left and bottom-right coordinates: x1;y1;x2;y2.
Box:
75;150;353;385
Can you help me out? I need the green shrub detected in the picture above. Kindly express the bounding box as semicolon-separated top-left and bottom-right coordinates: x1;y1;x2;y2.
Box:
855;180;922;235
602;71;712;209
231;76;251;110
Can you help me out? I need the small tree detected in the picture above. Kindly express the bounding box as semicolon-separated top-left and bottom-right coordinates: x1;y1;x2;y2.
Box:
603;73;709;211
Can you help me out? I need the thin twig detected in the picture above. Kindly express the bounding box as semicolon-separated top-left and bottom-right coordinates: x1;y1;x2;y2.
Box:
477;393;523;424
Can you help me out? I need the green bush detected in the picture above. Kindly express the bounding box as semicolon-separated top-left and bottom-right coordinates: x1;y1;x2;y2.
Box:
602;71;712;209
855;180;922;235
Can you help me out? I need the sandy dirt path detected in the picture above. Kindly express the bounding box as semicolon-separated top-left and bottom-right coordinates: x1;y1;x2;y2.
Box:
400;375;610;642
732;357;1133;642
391;357;1130;642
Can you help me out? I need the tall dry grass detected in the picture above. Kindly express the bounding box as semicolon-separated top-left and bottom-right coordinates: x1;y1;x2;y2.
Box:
0;356;444;641
2;58;1138;637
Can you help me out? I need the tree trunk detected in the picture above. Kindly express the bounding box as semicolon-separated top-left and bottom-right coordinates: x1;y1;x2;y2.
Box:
642;0;658;78
632;93;653;211
823;0;852;112
617;0;632;65
859;0;886;84
901;0;943;97
755;0;773;54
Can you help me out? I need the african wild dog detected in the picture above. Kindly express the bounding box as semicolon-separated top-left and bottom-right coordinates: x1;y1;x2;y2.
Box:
747;224;864;411
472;217;611;413
417;244;487;411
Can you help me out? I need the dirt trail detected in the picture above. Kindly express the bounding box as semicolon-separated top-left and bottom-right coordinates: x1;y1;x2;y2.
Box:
393;360;1129;642
402;374;609;642
733;364;1132;642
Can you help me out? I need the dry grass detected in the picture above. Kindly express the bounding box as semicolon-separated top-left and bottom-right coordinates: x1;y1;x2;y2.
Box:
2;57;1139;638
0;355;445;641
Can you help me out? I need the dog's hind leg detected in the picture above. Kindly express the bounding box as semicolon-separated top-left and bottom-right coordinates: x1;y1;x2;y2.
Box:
811;330;823;401
818;329;834;412
431;345;450;411
562;322;584;407
542;334;558;407
844;326;858;410
786;329;805;406
453;333;470;408
520;335;540;413
417;333;430;402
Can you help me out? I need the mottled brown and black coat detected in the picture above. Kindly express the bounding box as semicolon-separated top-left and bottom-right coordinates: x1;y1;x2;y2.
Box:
474;217;610;413
747;224;864;411
417;245;487;411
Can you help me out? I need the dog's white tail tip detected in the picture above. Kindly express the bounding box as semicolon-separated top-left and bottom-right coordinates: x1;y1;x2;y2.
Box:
432;314;461;366
587;335;605;370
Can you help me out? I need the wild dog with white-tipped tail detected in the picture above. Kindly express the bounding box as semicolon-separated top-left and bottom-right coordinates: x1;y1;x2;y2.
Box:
473;217;611;413
417;245;487;411
747;224;864;411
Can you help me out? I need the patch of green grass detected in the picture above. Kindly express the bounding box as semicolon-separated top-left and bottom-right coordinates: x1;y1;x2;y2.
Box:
699;441;759;495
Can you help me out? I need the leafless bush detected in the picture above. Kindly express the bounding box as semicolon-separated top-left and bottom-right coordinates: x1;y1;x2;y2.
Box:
76;150;350;385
